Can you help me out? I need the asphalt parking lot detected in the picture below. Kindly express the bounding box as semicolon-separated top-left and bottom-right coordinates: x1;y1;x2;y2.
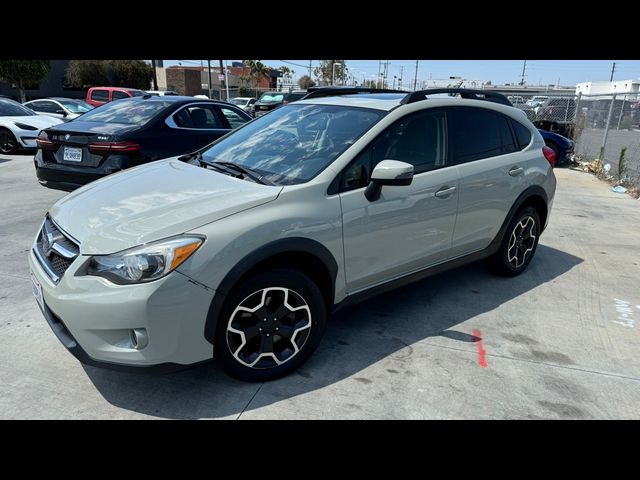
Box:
1;152;639;419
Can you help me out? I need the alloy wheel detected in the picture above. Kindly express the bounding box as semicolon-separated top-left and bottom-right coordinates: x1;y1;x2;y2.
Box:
0;130;16;154
226;287;312;369
507;216;537;269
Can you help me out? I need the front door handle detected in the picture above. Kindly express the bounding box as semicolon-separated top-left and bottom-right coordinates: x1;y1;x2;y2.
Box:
434;186;457;198
508;166;524;176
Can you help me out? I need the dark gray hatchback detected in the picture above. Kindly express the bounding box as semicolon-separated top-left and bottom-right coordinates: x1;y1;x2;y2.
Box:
252;91;307;117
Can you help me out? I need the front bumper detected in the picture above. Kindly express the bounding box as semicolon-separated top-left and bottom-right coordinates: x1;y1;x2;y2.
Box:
29;248;216;370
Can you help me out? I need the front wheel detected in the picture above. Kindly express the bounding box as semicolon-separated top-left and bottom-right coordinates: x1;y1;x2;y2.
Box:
485;207;541;277
214;268;327;382
0;128;18;155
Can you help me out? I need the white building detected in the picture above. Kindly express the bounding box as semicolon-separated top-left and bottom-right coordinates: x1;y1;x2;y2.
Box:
576;80;640;99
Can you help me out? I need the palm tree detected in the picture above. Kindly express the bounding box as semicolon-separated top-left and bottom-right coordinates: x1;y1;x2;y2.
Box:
244;60;267;95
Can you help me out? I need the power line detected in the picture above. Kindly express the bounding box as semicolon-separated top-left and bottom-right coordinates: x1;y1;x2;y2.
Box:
278;60;311;69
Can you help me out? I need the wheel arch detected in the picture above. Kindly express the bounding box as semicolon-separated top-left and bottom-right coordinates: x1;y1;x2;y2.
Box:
204;238;338;344
490;186;549;251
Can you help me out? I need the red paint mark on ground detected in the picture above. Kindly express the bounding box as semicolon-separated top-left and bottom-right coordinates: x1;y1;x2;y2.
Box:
473;329;487;368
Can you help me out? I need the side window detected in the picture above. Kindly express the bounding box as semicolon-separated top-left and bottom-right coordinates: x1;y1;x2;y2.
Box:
498;115;517;154
112;91;130;100
28;101;45;112
511;119;532;150
338;109;448;193
219;106;249;129
173;105;223;129
452;107;503;163
91;89;109;102
173;108;195;128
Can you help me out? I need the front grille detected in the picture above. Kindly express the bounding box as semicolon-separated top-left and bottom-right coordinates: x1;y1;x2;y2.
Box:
34;216;80;282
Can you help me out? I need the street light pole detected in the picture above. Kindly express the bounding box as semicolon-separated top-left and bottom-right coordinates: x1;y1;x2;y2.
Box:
207;60;212;99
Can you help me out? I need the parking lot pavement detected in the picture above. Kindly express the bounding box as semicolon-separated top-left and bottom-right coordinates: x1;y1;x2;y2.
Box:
1;152;639;419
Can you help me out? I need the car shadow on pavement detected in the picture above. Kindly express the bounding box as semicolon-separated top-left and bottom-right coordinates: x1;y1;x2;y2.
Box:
84;244;583;419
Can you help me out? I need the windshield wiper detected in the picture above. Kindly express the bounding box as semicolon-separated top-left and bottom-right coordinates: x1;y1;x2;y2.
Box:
212;161;277;186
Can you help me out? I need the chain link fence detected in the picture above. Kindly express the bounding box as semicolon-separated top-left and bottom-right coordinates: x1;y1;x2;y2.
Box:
490;90;640;191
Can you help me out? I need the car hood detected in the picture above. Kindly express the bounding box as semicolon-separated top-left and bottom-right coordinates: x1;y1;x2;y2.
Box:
49;158;283;255
1;115;63;129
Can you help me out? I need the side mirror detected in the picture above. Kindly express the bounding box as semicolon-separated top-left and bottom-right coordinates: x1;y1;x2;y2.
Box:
365;160;414;202
55;109;67;117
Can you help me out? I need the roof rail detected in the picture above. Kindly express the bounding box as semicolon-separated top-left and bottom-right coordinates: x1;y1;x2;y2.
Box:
303;86;408;100
400;88;512;106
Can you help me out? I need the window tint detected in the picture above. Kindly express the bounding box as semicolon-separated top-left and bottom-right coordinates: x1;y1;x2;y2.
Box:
91;89;109;102
77;99;171;125
112;90;130;100
174;105;223;129
453;108;503;163
511;119;532;149
28;101;47;112
339;109;447;192
220;107;248;129
498;115;517;154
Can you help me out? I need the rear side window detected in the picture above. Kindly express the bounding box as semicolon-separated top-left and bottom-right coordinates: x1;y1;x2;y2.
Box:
498;115;517;154
511;119;532;149
112;91;130;100
452;108;503;163
91;89;109;102
172;105;223;129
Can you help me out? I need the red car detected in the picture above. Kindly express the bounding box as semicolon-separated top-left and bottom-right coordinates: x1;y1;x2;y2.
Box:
86;87;146;107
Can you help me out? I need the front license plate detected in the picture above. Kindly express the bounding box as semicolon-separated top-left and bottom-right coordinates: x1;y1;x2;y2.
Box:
63;146;82;162
30;271;44;311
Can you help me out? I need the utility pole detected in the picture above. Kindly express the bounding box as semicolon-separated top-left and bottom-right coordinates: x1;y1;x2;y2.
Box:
207;60;212;99
380;60;390;89
151;60;158;90
520;60;527;86
219;60;226;101
610;62;616;82
398;66;403;90
377;61;382;88
224;60;230;101
413;60;419;91
308;60;312;79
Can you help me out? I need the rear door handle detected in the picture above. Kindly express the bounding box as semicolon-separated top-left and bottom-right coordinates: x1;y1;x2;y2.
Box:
508;166;524;176
434;186;457;198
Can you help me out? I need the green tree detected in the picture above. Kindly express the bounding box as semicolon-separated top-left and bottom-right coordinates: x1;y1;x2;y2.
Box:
65;60;153;90
0;60;51;102
298;75;316;90
314;60;347;86
243;60;268;92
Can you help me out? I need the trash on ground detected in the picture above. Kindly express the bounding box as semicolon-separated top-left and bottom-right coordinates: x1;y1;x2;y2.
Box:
611;185;627;193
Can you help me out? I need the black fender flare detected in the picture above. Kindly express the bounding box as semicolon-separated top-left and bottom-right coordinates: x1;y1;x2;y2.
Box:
204;237;339;344
488;185;549;253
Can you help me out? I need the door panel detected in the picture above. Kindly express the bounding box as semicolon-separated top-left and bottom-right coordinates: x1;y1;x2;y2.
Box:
450;107;526;257
341;167;460;292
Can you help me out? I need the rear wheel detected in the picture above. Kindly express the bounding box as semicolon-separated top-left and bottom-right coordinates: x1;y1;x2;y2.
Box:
485;206;541;277
214;268;327;382
0;128;18;155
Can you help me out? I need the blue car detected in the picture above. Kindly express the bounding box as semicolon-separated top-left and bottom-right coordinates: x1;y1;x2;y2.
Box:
538;129;574;166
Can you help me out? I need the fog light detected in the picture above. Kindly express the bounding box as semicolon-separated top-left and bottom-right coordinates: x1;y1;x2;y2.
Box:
130;328;148;349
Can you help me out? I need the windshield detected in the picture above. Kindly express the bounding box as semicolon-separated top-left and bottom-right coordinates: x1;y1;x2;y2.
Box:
76;99;171;125
201;104;384;185
0;100;36;116
58;99;93;113
229;98;249;105
258;93;284;103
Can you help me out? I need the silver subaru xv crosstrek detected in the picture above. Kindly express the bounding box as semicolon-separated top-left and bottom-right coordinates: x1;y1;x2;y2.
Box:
29;88;556;382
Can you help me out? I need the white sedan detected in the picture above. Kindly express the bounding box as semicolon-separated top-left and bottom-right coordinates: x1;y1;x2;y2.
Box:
23;97;93;122
0;98;64;154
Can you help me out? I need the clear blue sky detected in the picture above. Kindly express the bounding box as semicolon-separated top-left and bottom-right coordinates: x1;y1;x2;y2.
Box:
163;60;640;87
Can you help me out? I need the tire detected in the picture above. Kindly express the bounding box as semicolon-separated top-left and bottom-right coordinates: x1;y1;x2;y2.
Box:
544;140;560;166
485;206;541;277
0;128;18;155
214;268;327;382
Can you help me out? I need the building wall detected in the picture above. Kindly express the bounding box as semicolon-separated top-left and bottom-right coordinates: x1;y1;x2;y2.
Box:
0;60;85;101
155;67;167;90
576;80;640;96
165;68;201;96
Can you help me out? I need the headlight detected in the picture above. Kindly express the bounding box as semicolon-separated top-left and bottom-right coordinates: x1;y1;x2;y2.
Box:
14;122;38;131
86;236;204;285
